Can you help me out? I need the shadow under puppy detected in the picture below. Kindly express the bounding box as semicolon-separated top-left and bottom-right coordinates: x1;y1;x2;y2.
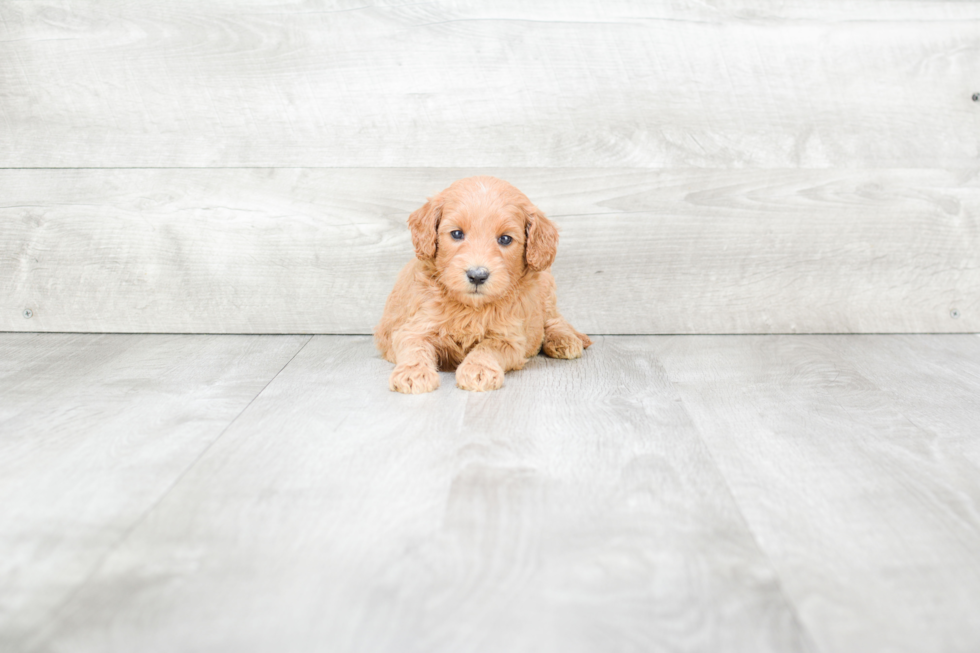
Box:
375;176;592;393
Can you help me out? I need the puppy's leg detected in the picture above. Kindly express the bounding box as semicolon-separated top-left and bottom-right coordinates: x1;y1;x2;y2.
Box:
456;337;526;392
374;321;397;364
389;331;440;394
539;272;593;359
543;317;593;359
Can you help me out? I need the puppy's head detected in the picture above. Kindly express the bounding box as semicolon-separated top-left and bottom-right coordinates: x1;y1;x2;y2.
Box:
408;176;558;305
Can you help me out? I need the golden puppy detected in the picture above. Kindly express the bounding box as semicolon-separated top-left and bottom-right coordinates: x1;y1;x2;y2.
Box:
375;176;592;393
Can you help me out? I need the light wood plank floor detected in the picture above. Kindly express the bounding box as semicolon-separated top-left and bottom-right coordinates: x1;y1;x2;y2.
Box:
2;333;978;653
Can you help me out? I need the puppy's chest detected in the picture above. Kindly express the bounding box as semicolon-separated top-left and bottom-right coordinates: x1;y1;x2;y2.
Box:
432;300;524;356
438;310;495;349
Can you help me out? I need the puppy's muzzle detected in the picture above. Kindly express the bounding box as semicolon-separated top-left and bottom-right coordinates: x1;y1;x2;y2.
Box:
466;267;490;286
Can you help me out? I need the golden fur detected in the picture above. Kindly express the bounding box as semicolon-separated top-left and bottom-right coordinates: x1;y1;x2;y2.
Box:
375;176;592;393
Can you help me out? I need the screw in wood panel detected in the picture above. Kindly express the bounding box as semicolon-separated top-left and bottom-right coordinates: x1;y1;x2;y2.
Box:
950;308;961;319
23;309;33;319
974;92;980;102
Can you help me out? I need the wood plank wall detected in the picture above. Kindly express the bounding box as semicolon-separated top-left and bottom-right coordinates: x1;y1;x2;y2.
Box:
2;1;978;334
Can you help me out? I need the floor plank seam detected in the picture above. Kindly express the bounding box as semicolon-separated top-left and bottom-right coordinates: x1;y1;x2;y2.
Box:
664;368;822;653
819;338;980;544
20;334;314;652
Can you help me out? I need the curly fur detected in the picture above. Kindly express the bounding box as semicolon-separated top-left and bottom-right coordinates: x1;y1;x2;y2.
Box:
375;176;592;393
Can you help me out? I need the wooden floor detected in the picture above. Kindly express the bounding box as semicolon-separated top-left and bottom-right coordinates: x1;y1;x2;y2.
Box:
2;333;979;653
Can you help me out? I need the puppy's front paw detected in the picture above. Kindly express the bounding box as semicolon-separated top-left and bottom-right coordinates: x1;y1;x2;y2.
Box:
543;331;584;359
390;363;440;394
456;357;504;392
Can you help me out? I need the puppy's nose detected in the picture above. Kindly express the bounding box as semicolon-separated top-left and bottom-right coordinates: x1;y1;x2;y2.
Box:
466;267;490;286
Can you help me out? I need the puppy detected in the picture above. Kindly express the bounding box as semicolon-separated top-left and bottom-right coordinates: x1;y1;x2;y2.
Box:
375;176;592;393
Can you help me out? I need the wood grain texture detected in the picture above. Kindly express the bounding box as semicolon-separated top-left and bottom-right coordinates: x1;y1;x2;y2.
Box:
653;335;980;653
24;336;809;653
2;167;977;334
1;1;978;167
827;334;980;470
0;333;308;651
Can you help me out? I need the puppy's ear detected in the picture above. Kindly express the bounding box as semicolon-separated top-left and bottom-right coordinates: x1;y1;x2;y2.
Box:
524;205;559;271
407;193;443;261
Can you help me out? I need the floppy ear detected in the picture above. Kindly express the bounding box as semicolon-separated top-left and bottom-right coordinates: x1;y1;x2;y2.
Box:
524;205;559;271
407;193;443;261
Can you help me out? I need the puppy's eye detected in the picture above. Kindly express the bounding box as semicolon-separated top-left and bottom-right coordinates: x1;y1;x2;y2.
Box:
497;235;513;246
450;230;464;240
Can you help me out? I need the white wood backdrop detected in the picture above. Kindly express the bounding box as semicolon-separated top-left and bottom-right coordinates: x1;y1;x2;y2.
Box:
1;0;978;333
2;168;977;333
2;0;978;168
